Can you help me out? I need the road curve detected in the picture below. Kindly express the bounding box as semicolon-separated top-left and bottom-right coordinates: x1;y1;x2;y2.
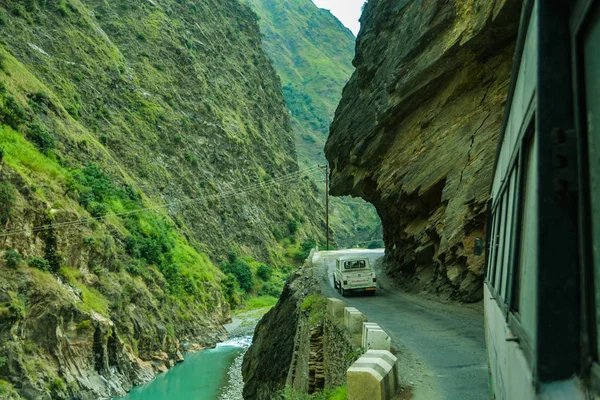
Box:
313;249;489;400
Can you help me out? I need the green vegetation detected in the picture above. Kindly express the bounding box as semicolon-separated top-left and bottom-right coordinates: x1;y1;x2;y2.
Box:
28;257;51;272
0;83;26;131
0;379;20;398
280;385;347;400
220;252;289;309
76;320;93;333
301;294;327;325
220;257;254;292
0;291;25;320
25;124;56;154
241;295;279;311
0;181;16;224
257;263;273;281
0;0;328;396
244;0;383;248
4;249;21;269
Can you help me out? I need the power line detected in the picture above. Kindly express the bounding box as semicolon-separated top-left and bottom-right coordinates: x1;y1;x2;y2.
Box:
0;165;323;238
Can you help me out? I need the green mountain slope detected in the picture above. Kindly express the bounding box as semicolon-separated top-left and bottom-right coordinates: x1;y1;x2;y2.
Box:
0;0;323;398
244;0;383;248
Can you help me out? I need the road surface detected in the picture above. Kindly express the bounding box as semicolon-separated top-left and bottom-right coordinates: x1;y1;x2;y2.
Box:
313;249;489;400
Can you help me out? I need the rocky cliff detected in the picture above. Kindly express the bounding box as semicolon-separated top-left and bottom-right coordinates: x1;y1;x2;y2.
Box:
325;0;522;302
0;0;323;398
242;261;357;399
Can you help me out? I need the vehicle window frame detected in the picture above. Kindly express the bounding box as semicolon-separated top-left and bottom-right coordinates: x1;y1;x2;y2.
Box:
572;0;600;388
507;123;536;367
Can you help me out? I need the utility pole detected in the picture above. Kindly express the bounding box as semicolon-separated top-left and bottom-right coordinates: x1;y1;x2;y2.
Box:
319;164;329;250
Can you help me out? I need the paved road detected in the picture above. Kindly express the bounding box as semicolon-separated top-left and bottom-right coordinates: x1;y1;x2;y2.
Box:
313;249;489;400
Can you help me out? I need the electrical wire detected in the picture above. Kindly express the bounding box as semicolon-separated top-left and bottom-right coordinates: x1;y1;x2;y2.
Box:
0;165;325;238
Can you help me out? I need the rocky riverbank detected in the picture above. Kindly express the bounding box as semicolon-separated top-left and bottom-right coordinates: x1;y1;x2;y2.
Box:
219;308;272;400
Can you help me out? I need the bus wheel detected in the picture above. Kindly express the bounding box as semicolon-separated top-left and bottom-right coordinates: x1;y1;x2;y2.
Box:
340;287;346;297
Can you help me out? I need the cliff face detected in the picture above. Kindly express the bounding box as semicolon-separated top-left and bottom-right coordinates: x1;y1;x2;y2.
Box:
325;0;522;301
0;0;322;398
242;0;383;249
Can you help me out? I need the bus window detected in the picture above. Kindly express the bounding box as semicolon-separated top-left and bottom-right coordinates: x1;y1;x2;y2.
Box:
494;195;508;294
584;5;600;358
514;134;538;344
488;214;499;283
500;168;518;300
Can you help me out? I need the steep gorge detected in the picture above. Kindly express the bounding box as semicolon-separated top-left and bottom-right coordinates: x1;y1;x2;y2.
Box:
243;0;383;249
0;0;323;398
326;0;522;302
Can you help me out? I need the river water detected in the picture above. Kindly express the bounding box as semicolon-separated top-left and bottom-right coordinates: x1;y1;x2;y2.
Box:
112;336;251;400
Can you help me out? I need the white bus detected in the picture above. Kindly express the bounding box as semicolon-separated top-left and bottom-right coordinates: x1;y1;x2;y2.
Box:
484;0;600;398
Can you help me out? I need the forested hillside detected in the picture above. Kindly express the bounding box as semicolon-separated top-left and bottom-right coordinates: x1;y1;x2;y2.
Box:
0;0;323;398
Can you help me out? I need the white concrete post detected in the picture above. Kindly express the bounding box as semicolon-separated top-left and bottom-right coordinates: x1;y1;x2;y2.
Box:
344;307;367;334
326;298;347;318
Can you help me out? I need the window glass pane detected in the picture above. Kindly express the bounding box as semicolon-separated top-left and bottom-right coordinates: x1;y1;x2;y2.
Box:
487;215;499;281
584;7;600;357
500;170;517;300
517;134;538;344
494;198;506;290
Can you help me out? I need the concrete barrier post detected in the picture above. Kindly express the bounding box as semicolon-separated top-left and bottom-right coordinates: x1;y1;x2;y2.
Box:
364;325;391;351
344;307;367;334
362;322;380;348
347;350;397;400
326;298;347;319
366;350;398;395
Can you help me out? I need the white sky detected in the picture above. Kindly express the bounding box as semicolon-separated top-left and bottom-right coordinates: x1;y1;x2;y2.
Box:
311;0;367;36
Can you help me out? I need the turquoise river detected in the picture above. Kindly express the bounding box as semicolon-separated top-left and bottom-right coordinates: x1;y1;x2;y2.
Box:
112;337;251;400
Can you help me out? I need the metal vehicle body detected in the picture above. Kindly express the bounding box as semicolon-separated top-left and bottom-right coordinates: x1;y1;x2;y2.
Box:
484;0;600;398
333;257;376;296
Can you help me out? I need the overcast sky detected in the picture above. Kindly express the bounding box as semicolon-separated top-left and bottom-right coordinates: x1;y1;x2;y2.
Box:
311;0;367;36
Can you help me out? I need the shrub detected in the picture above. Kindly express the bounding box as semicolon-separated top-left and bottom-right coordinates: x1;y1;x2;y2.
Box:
288;219;299;235
139;237;163;265
124;236;140;258
300;238;316;253
26;124;57;153
367;240;382;249
65;104;80;118
159;263;186;294
258;281;282;297
88;202;108;218
50;377;67;392
0;181;16;224
76;164;114;201
4;249;22;268
220;259;253;292
30;91;49;105
222;273;239;299
28;257;51;271
0;95;26;130
256;264;273;281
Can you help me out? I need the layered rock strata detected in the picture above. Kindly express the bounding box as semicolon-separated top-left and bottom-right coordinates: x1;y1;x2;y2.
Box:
325;0;522;301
